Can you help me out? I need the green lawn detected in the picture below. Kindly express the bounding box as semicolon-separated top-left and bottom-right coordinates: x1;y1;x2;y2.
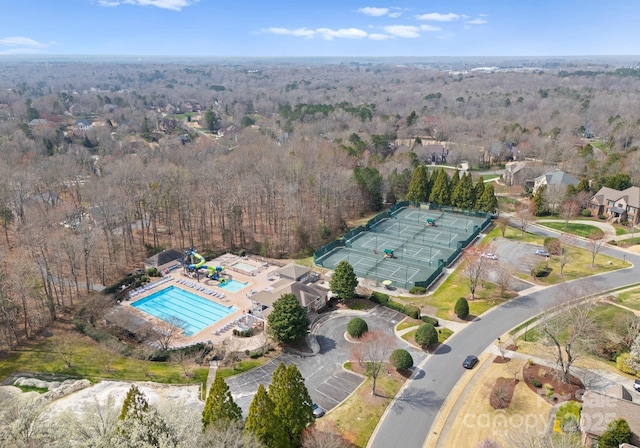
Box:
396;319;420;332
0;334;207;385
537;222;604;238
616;288;640;311
216;360;265;380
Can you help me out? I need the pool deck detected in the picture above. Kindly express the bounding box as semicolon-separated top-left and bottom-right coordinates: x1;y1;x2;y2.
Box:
124;255;284;347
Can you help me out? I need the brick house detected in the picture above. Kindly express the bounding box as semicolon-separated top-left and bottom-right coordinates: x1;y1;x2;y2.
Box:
588;186;640;225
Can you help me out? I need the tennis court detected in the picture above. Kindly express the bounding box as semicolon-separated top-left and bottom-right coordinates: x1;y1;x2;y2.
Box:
315;205;490;290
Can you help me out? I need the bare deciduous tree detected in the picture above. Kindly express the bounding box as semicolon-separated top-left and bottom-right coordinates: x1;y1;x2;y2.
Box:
352;330;394;396
302;424;352;448
464;247;488;300
560;200;580;228
587;232;606;266
494;263;513;297
514;203;534;236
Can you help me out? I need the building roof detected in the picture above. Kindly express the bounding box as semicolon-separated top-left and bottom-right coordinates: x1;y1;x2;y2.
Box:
250;279;327;316
73;118;92;127
144;249;184;268
534;171;579;188
274;263;310;281
590;186;640;209
580;389;640;444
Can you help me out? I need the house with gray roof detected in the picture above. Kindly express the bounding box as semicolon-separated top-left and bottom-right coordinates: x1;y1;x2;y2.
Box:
533;171;579;193
143;249;185;273
588;186;640;225
580;387;640;447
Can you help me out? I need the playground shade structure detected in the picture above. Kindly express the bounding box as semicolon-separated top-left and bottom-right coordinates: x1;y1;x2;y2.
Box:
315;205;490;290
132;286;236;336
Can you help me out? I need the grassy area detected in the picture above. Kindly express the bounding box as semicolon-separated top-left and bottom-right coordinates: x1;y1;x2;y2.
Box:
216;360;265;380
0;334;208;385
537;222;604;238
497;196;520;212
615;287;640;311
615;226;627;236
323;372;402;447
396;318;421;332
401;326;453;344
620;236;640;245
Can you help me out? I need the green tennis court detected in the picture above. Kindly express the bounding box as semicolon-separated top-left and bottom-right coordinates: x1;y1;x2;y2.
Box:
315;205;490;290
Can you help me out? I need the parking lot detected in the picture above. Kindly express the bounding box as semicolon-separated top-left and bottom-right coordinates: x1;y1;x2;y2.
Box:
485;238;546;291
227;308;426;415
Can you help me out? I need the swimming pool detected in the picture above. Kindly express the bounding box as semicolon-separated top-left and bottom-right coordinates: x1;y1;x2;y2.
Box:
132;286;236;336
218;279;249;293
230;261;259;274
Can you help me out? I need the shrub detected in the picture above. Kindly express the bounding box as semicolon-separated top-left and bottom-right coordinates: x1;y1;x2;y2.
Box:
404;305;420;319
415;323;438;347
369;291;389;304
581;208;591;217
421;315;439;327
598;418;632;448
543;237;561;255
454;297;469;319
347;317;368;338
598;214;606;220
531;261;551;278
616;353;637;375
390;349;414;370
410;286;426;295
531;378;542;388
232;328;254;337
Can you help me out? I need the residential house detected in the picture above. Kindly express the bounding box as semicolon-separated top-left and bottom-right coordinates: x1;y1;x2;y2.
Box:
580;387;640;447
73;118;92;132
248;263;327;319
503;161;528;186
588;186;640;225
143;249;185;273
425;143;449;164
533;171;579;193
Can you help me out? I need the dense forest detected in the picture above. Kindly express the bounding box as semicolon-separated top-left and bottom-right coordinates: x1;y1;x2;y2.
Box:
2;57;640;351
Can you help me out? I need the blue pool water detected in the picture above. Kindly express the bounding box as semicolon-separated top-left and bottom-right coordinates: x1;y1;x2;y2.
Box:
132;286;236;336
218;279;249;293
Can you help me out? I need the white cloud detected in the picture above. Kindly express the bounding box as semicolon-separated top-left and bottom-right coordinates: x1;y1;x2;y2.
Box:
369;33;392;40
416;12;460;22
466;17;488;25
97;0;199;11
420;24;441;32
388;12;401;18
0;36;49;48
383;25;421;38
357;7;389;17
266;27;315;38
316;28;368;40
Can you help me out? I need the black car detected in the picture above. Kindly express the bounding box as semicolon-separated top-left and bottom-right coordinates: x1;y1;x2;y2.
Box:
463;355;479;369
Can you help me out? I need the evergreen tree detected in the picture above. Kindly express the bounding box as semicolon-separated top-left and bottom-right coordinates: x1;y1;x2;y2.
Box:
532;185;547;216
407;165;429;203
474;176;485;208
269;363;314;447
245;384;287;448
476;183;498;213
454;297;470;319
449;169;460;198
598;418;631;448
329;260;358;300
415;323;438;347
453;172;474;209
354;166;383;211
202;375;242;429
576;177;590;193
267;293;310;344
119;384;150;422
429;169;450;205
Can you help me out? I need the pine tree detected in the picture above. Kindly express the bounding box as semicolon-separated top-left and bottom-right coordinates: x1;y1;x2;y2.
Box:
476;183;498;213
576;177;590;193
453;172;474;209
407;165;429;203
329;260;358;300
119;384;150;422
474;176;485;208
245;384;287;448
202;375;242;429
449;169;460;198
269;363;314;447
532;185;547;216
267;293;310;343
429;169;450;205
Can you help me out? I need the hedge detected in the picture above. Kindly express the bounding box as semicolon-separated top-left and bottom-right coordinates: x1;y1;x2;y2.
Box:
421;315;439;327
370;292;421;319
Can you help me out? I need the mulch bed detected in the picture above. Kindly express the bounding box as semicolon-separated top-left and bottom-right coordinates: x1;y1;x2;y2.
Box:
490;377;518;409
522;363;584;403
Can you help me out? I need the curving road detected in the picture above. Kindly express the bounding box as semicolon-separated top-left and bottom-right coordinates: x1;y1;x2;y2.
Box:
368;225;640;448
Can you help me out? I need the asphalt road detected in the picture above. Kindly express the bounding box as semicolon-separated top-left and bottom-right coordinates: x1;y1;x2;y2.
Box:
369;224;640;448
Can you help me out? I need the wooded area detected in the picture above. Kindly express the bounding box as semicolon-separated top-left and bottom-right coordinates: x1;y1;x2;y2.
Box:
2;57;640;351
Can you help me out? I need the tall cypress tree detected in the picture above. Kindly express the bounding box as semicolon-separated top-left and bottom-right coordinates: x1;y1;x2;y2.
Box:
453;172;475;209
407;165;429;203
119;384;150;422
474;176;485;208
245;384;287;448
476;183;498;213
429;168;450;205
202;375;243;429
270;363;314;447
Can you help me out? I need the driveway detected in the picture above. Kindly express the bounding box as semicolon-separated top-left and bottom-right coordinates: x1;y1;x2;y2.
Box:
227;308;426;416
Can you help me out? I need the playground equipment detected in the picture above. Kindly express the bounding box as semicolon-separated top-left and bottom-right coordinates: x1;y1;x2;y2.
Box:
184;250;227;282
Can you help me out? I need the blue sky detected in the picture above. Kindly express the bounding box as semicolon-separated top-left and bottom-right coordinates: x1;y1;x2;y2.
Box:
1;0;639;57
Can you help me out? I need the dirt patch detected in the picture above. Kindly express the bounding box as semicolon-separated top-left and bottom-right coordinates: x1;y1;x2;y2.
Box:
334;298;376;310
489;377;518;409
522;363;583;403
